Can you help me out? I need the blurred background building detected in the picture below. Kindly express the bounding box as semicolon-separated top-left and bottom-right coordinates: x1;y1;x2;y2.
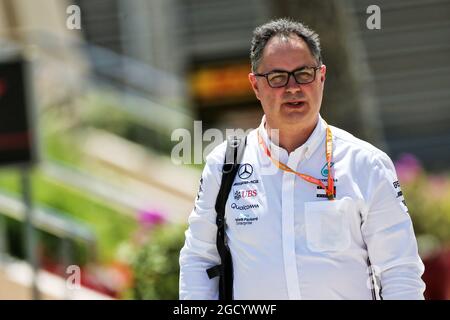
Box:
0;0;449;299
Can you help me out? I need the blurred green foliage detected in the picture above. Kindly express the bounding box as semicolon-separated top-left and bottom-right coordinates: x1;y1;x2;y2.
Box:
0;168;137;263
404;176;450;250
79;94;174;155
394;154;450;256
132;223;186;300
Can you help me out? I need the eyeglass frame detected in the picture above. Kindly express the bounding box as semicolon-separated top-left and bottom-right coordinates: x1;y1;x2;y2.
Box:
253;65;322;88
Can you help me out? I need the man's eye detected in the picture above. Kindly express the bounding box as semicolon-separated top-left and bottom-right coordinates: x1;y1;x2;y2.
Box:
295;71;313;78
268;74;287;82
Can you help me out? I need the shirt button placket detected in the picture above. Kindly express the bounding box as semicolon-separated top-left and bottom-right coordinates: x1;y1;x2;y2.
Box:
281;153;302;299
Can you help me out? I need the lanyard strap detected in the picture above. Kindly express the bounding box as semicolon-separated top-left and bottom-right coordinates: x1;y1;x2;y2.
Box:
257;125;335;200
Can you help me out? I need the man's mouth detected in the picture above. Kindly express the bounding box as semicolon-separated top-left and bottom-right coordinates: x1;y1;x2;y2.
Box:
283;101;306;107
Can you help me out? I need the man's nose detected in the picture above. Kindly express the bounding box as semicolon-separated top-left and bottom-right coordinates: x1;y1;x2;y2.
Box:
285;74;302;94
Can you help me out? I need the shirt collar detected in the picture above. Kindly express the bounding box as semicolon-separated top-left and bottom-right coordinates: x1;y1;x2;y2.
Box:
257;114;327;160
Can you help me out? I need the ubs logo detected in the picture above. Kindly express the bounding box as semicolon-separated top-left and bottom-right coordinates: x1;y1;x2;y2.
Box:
238;163;253;179
234;189;257;200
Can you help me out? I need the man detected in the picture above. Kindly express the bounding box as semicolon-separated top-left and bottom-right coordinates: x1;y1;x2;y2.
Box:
179;18;425;300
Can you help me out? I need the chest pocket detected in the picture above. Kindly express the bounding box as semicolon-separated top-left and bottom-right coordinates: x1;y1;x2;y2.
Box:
304;198;352;252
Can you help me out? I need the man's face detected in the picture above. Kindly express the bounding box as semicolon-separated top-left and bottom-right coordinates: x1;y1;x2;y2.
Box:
249;34;326;130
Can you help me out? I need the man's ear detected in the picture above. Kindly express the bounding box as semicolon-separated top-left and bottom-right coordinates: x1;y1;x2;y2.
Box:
248;73;261;100
320;65;326;82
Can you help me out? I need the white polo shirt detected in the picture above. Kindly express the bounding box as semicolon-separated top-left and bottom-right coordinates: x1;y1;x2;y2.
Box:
179;115;425;300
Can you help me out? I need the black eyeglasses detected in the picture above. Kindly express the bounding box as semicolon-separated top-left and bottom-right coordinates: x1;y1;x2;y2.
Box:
254;65;322;88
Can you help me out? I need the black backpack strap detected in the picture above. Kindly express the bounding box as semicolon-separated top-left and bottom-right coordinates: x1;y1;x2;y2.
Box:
206;135;246;300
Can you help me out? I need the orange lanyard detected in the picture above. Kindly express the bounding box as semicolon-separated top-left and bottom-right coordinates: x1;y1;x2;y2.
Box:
257;125;335;200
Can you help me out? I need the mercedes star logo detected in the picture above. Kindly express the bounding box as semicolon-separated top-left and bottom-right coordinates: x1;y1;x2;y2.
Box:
238;163;253;179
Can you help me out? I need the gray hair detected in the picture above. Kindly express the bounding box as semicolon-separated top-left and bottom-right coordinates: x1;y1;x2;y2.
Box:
250;18;322;73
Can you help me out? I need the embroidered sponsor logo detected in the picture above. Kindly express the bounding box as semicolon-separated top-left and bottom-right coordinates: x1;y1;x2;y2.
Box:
233;179;259;186
238;163;253;179
235;216;259;226
193;177;204;212
319;178;338;183
231;202;259;211
393;180;408;213
316;186;336;198
233;189;257;200
321;162;335;177
196;177;203;201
